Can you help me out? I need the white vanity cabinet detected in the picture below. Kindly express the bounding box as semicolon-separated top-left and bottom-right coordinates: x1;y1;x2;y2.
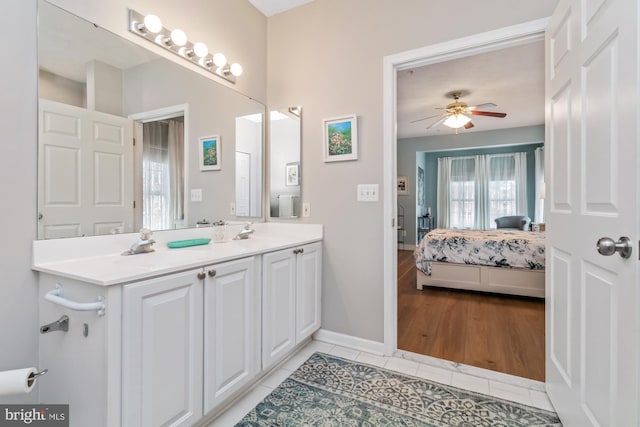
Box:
262;242;322;370
121;268;204;427
203;256;260;414
33;223;323;427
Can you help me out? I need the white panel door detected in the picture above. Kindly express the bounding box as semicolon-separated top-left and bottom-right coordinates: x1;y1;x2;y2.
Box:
235;151;251;217
262;248;296;370
122;269;203;427
203;257;260;414
38;99;133;238
545;0;638;425
295;242;322;342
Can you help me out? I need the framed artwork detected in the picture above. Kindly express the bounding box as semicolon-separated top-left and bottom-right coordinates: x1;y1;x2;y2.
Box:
323;115;358;162
286;162;300;186
397;176;409;195
199;135;221;171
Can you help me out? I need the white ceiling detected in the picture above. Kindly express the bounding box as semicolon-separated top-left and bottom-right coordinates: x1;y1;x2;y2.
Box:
397;41;545;139
248;0;315;17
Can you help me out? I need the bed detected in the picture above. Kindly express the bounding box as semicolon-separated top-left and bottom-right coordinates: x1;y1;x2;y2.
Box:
414;228;545;298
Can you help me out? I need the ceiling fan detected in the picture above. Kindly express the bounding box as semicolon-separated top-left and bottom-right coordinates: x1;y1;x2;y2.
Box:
412;90;507;132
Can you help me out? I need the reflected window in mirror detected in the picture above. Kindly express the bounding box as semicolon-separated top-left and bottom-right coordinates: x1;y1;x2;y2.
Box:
269;107;301;218
141;117;184;231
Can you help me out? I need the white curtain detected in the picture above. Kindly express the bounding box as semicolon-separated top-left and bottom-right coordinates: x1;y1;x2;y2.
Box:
475;155;489;229
514;152;528;217
534;147;545;223
168;120;184;225
436;157;451;228
142;119;184;230
437;152;528;230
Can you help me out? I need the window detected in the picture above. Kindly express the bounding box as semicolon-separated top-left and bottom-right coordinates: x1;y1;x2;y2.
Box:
438;153;527;229
142;119;184;231
449;158;476;229
487;155;517;226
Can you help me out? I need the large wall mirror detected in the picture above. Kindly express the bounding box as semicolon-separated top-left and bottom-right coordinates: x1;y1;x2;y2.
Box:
269;107;301;218
37;0;265;239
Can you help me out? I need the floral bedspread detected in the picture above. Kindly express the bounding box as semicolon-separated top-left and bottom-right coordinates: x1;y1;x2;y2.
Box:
414;228;545;273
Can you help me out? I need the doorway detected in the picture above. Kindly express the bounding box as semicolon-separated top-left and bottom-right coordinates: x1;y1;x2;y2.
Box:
129;104;189;232
382;19;549;378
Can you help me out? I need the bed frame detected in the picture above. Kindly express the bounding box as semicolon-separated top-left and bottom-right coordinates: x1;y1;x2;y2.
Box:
416;262;545;298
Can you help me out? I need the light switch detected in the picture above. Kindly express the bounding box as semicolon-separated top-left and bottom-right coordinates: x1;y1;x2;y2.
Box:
191;189;202;202
357;184;379;202
230;202;236;215
302;202;311;217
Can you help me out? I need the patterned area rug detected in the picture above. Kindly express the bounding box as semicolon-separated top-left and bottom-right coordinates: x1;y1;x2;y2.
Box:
237;352;562;426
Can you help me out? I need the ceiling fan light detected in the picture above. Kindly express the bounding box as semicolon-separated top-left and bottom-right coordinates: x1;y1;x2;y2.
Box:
443;114;471;129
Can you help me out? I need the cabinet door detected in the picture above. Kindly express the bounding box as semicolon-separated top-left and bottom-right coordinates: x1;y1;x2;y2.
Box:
203;257;260;414
122;269;203;427
296;242;322;342
262;249;296;370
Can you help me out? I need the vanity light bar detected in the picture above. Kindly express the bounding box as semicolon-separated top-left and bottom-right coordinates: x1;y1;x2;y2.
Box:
128;9;242;84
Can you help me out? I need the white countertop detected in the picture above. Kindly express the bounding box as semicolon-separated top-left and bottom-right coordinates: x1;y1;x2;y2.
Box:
32;223;323;286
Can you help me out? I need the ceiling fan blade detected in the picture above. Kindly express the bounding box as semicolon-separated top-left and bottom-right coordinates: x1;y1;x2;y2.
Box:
426;116;447;130
470;110;507;118
464;121;475;129
468;102;497;110
410;113;444;123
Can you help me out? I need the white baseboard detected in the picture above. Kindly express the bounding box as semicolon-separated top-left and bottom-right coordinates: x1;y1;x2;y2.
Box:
313;329;386;355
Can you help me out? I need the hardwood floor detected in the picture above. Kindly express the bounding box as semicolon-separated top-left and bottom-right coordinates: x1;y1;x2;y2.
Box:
397;250;545;381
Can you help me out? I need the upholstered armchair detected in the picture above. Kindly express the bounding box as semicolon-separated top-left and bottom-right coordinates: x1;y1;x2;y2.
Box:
494;215;531;231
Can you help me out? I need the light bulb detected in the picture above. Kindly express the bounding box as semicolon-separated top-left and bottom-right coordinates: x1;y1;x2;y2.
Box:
143;14;162;33
170;29;187;47
193;42;208;58
443;114;471;129
213;53;227;67
230;63;243;77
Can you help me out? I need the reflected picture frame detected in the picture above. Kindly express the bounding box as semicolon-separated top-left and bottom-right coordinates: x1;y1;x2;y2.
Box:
285;162;300;186
323;115;358;162
397;176;409;195
199;135;221;171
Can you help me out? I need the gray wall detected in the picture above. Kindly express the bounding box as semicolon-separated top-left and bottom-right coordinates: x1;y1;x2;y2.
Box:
267;1;556;342
398;125;545;245
0;0;265;402
0;0;39;403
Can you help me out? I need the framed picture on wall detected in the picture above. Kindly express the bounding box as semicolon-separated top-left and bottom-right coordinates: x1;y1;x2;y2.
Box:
323;115;358;162
199;135;221;171
397;176;409;195
286;162;300;186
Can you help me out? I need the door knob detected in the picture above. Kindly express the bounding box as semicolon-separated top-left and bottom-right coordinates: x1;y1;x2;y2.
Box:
596;236;632;259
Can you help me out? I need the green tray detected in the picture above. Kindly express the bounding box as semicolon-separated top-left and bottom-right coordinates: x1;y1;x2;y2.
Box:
167;238;212;248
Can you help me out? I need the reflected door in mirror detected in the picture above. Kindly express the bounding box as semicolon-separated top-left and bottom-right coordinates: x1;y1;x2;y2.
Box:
38;99;134;239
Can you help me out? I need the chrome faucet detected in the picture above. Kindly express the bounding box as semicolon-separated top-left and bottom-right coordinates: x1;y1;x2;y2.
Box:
122;228;156;255
233;223;254;240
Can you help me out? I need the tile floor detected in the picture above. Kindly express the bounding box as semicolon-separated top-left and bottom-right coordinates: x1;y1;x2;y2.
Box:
206;339;557;426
